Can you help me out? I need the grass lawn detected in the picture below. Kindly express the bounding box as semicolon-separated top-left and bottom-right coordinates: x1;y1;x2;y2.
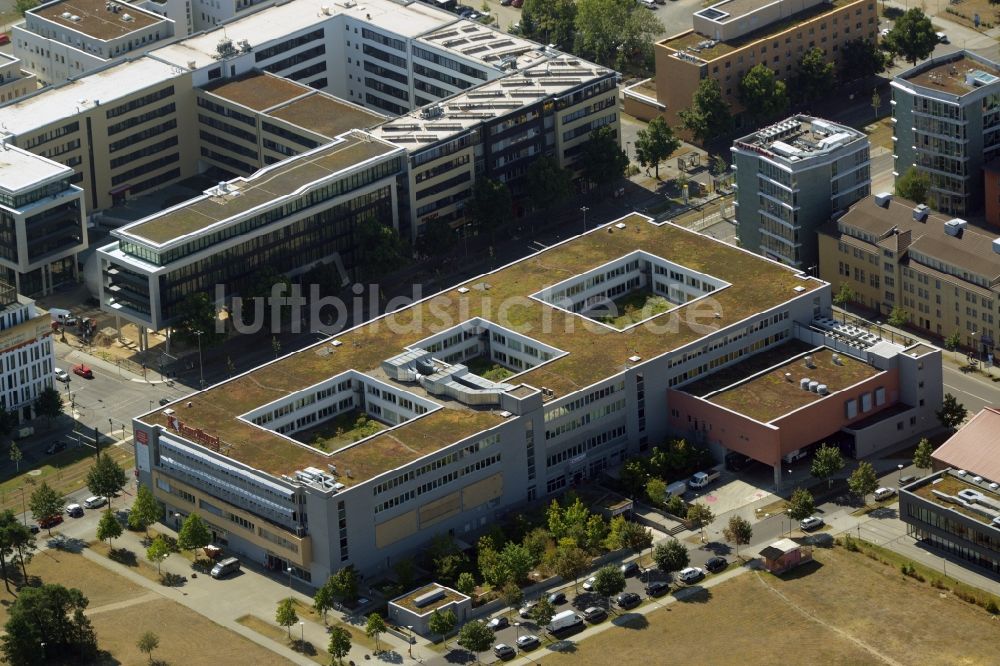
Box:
295;409;388;451
543;546;1000;665
597;291;674;329
237;614;329;665
464;356;515;382
95;600;294;665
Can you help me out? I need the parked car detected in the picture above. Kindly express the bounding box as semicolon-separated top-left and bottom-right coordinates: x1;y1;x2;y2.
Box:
874;487;896;501
516;635;540;650
548;591;566;605
582;606;607;623
705;556;728;573
518;601;538;618
879;27;890;37
621;561;640;577
645;580;670;597
800;516;824;531
487;616;509;630
83;496;107;509
936;31;949;43
615;592;641;609
72;364;93;379
582;576;596;591
677;567;705;584
45;441;67;455
65;504;84;518
29;525;39;534
511;0;523;7
38;515;62;529
0;33;9;46
493;643;516;659
54;368;70;383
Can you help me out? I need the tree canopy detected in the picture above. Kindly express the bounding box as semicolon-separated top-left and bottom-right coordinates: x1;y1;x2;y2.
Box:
786;488;816;522
936;393;967;428
328;626;352;666
526;155;574;210
97;510;123;547
913;438;933;470
573;0;663;71
415;217;456;258
723;516;752;557
468;178;512;243
839;38;889;82
884;9;938;66
85;454;127;505
28;482;64;535
679;79;734;145
175;292;222;347
521;0;577;49
739;64;788;125
128;484;162;535
428;608;457;645
795;48;835;104
366;613;387;654
354;217;409;281
275;598;298;638
895;166;930;205
653;539;689;573
634;117;681;179
457;619;494;660
177;513;212;554
848;461;879;503
581;126;629;192
810;443;845;489
592;563;626;602
2;584;98;665
146;536;171;575
33;387;64;426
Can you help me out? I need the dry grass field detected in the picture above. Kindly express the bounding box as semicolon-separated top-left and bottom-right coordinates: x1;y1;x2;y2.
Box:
544;546;1000;666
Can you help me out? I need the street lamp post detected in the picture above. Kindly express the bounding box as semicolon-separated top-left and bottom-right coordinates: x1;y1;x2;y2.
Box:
299;621;304;645
40;642;45;660
287;566;294;591
194;330;205;389
407;625;414;657
580;206;589;234
898;464;904;485
18;486;26;526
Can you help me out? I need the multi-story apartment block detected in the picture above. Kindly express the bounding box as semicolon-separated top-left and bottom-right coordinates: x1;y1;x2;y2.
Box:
732;115;871;270
98;130;405;335
624;0;878;129
900;407;1000;577
131;212;939;585
819;193;1000;357
0;53;36;105
13;0;174;85
0;288;56;421
0;143;87;296
892;51;1000;217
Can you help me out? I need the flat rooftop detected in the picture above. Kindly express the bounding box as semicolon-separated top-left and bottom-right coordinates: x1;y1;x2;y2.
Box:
0;144;73;193
374;55;611;147
661;0;857;62
898;52;1000;97
203;71;311;112
151;0;457;71
390;584;468;614
268;94;386;139
696;345;882;422
909;470;1000;530
2;56;179;137
33;0;166;40
733;115;867;164
118;132;398;246
136;214;822;482
417;20;549;70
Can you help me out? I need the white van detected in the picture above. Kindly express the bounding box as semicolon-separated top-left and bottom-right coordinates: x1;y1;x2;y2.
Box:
547;610;583;633
782;448;807;464
210;557;241;579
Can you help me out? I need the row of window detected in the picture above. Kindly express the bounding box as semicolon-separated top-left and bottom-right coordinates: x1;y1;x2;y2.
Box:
372;433;501;496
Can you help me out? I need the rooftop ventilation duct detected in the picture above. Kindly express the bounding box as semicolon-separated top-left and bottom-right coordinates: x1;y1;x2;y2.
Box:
874;192;892;208
913;204;929;222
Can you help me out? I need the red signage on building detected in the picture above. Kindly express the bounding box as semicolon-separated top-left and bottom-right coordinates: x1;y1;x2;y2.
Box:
135;430;148;445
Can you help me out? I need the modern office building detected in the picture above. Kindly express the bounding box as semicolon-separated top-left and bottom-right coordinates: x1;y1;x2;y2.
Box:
0;143;88;297
0;53;37;105
899;407;1000;576
0;287;56;421
129;212;938;584
891;51;1000;217
624;0;878;129
818;193;1000;357
13;0;174;85
985;159;1000;229
732;115;871;269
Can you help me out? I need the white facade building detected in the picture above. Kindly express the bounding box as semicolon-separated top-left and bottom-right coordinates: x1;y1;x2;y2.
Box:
0;291;56;422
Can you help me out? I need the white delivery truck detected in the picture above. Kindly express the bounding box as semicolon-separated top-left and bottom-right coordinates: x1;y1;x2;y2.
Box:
547;610;583;633
689;469;721;489
665;480;688;498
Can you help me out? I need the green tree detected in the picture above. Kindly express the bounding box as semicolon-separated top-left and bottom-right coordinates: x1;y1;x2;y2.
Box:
786;488;816;522
884;8;938;66
8;443;20;474
1;584;98;664
686;502;715;541
499;542;535;584
428;608;457;647
175;292;222;347
795;48;835;103
652;540;689;574
28;482;64;536
96;509;122;548
581;126;629;193
621;521;653;552
943;331;962;352
6;520;34;583
665;494;686;516
499;580;523;610
354;217;408;281
313;576;336;625
85;453;127;506
644;478;667;508
592;564;626;609
552;543;590;591
239;267;292;331
457;619;494;663
365;613;387;654
723;516;753;557
33;387;64;428
936;393;967;428
530;597;555;627
328;626;352;666
128;484;162;535
913;437;934;470
739;64;788;125
619;459;648;498
477;537;510;588
416;217;455;258
0;511;19;592
146;536;171;575
895;166;930;205
276;597;298;639
467;177;512;244
521;527;550;564
634;117;681;179
15;0;39;15
521;0;577;48
887;306;910;327
0;408;16;448
176;513;212;557
839;38;888;83
394;559;415;591
329;565;360;605
833;283;856;307
679;79;734;145
848;461;879;504
547;497;592;545
526;155;573;211
573;0;663;70
455;571;476;596
136;631;159;664
810;443;845;489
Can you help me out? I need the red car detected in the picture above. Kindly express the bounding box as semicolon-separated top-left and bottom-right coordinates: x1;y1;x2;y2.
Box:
38;514;63;529
0;34;10;46
511;0;523;7
73;364;93;379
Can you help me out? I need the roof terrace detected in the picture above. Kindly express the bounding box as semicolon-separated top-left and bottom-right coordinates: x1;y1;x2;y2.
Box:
136;215;822;483
33;0;166;40
203;71;312;112
909;470;1000;530
267;94;386;139
899;52;1000;97
733;115;867;164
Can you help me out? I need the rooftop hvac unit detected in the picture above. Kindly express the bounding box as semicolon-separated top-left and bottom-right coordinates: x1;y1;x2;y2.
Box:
784;372;792;381
817;384;828;395
874;192;892;208
803;355;814;368
809;381;820;393
800;377;811;390
944;218;967;236
832;353;841;365
992;238;1000;255
913;204;929;222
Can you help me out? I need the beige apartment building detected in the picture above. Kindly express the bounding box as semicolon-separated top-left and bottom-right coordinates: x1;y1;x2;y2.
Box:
625;0;878;129
819;193;1000;356
0;53;36;105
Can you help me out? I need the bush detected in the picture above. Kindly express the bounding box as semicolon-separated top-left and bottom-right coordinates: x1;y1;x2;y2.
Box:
931;578;947;590
840;535;860;552
986;600;999;615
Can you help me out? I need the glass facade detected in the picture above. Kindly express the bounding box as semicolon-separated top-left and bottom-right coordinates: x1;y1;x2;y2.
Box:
903;496;1000;576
